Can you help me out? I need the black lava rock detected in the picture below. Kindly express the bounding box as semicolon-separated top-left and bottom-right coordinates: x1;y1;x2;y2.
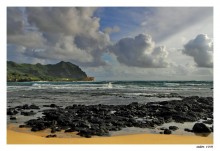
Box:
17;96;213;138
203;120;213;124
159;127;166;130
192;123;211;133
22;104;30;109
169;126;179;131
29;104;40;109
10;116;17;120
184;128;193;132
50;104;58;108
46;134;57;138
19;125;30;128
65;128;75;133
21;111;36;116
7;108;18;115
31;127;39;132
164;129;172;134
51;127;56;133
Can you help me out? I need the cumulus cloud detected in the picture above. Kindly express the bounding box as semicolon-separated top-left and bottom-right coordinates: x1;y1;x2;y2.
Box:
183;34;213;68
111;33;169;68
26;7;99;35
7;7;110;66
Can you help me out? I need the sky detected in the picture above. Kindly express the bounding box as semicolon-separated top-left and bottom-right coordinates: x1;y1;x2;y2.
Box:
7;7;213;81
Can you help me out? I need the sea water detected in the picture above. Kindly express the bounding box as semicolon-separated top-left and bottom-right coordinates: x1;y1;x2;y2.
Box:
7;81;213;107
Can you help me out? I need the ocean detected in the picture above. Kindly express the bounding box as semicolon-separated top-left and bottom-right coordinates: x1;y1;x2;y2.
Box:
7;81;213;106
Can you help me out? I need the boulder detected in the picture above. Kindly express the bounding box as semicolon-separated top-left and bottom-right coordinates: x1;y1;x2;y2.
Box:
31;127;39;132
169;126;179;131
43;105;51;107
22;104;30;109
164;129;172;134
10;116;17;120
159;101;169;105
7;108;18;115
51;127;56;133
50;104;58;108
184;128;193;132
19;125;30;128
192;123;211;133
21;111;36;116
65;128;75;133
29;104;40;109
46;134;57;138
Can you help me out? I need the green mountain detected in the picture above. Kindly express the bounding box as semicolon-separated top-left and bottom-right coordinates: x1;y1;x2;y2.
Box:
7;61;94;82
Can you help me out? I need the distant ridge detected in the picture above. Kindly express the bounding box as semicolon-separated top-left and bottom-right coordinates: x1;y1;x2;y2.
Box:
7;61;94;82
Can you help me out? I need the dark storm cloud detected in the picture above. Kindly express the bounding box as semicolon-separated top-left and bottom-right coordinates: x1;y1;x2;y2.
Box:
7;7;24;35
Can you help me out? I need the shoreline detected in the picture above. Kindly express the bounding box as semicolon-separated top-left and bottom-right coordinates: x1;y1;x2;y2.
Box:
7;123;213;144
7;128;213;144
7;96;213;141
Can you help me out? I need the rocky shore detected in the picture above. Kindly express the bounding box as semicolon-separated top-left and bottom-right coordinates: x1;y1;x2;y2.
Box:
7;96;213;138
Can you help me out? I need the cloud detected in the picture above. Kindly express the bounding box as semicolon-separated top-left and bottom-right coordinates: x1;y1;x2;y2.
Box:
7;7;110;66
8;32;47;48
104;26;120;34
140;7;213;42
6;7;213;81
26;7;99;35
7;7;24;35
111;33;169;68
183;34;213;68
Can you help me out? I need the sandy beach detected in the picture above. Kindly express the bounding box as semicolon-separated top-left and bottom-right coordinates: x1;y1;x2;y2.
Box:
7;128;213;144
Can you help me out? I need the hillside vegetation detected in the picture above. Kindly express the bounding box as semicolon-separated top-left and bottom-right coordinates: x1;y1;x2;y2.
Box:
7;61;94;82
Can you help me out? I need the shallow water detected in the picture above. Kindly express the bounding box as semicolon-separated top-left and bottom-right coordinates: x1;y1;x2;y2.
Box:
7;81;213;106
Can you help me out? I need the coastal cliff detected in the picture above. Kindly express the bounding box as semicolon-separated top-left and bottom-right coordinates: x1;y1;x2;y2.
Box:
7;61;94;82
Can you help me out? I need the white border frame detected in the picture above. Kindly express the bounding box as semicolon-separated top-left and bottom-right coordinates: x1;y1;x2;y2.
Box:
1;1;219;151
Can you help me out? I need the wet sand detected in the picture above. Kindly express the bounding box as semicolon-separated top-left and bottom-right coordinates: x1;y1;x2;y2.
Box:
7;128;213;144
